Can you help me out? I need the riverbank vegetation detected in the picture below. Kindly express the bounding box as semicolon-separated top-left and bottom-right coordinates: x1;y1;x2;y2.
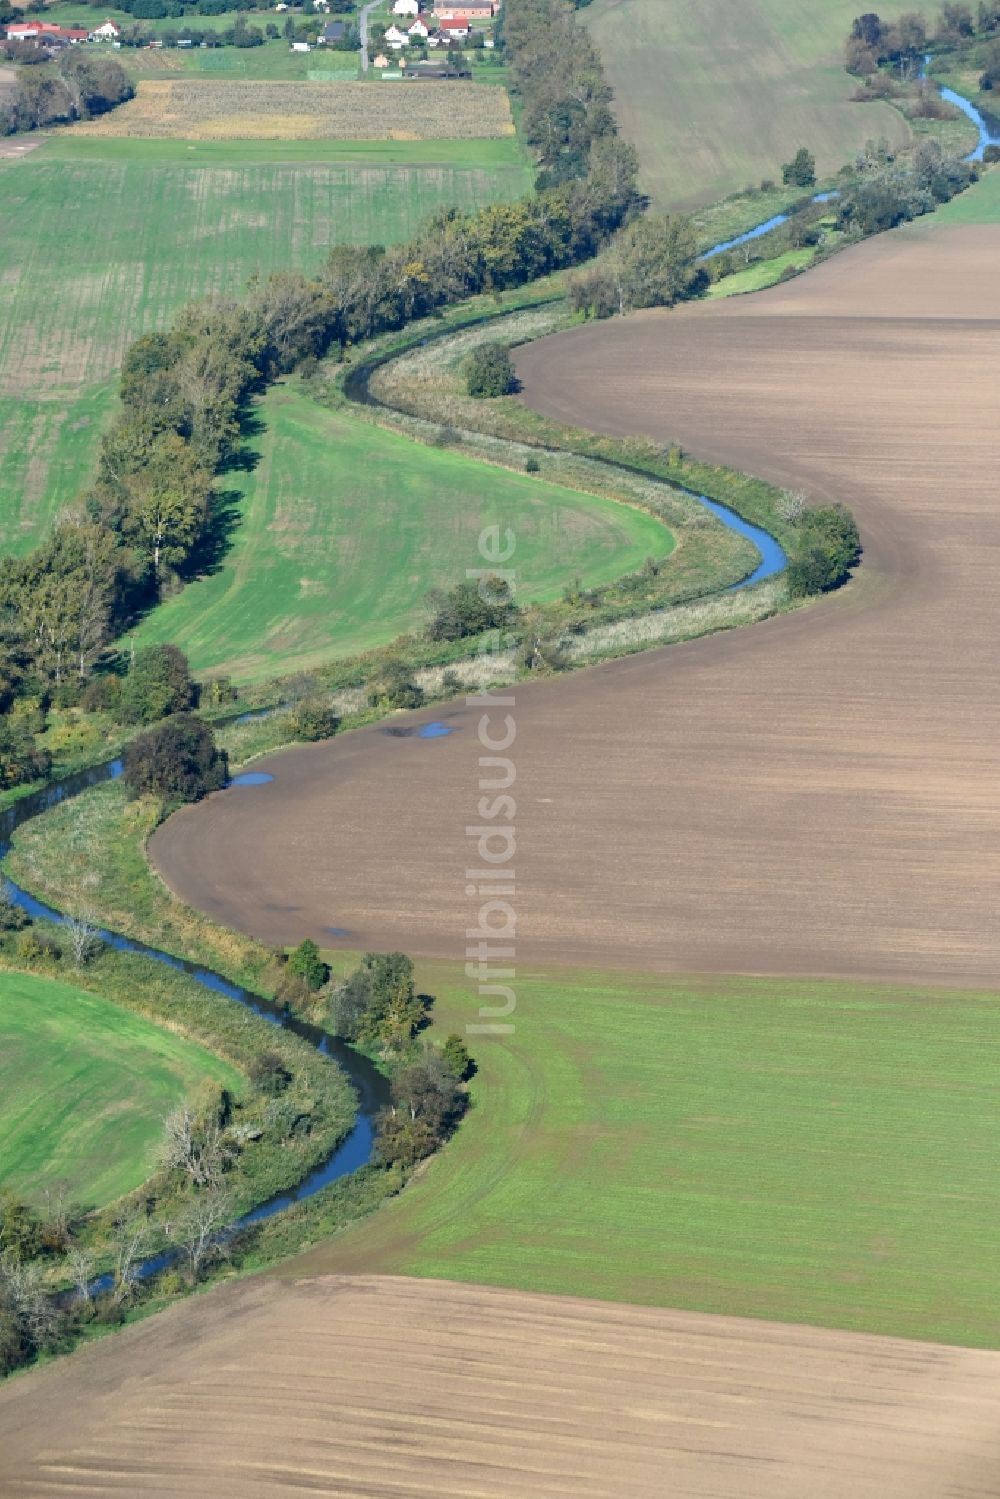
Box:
0;923;360;1378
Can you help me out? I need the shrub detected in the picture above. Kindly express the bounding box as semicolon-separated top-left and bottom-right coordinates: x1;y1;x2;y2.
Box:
464;342;517;399
366;660;424;711
290;698;340;742
287;938;328;992
118;644;195;726
525;455;541;473
427;577;519;642
441;1032;473;1081
0;883;28;933
80;674;122;715
123;713;228;804
247;1049;293;1095
0;718;50;791
330;951;423;1049
782;146;816;187
787;504;862;596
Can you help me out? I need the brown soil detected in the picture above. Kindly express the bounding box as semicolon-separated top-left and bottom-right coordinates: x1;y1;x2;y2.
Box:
151;224;1000;987
2;1274;999;1497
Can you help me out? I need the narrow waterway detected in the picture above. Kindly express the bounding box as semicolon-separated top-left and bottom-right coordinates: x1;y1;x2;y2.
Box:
0;759;388;1266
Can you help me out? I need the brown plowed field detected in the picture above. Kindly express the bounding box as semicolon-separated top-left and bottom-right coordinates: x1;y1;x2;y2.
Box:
2;1274;1000;1497
150;224;1000;986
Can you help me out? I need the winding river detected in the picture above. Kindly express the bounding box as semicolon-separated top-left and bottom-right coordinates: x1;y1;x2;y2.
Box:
0;761;389;1254
698;68;997;262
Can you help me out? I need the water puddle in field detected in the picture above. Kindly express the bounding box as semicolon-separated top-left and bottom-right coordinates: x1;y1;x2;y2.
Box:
228;771;274;786
384;721;460;739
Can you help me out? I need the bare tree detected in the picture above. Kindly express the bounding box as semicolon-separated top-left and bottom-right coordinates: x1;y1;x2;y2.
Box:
161;1103;229;1189
175;1190;233;1281
40;1183;73;1251
66;1246;96;1305
64;909;102;968
0;1253;60;1349
110;1215;149;1306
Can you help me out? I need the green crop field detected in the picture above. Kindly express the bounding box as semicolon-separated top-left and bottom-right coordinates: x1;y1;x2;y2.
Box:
0;968;240;1210
300;961;1000;1349
928;162;1000;221
0;134;532;553
583;0;921;209
134;383;675;679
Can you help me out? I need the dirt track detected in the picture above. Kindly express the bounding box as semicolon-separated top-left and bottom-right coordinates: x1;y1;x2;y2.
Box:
151;223;1000;987
1;1274;999;1497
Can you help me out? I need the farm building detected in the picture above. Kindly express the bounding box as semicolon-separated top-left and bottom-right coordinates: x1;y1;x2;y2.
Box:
435;3;494;17
89;18;122;39
6;20;90;44
290;39;311;51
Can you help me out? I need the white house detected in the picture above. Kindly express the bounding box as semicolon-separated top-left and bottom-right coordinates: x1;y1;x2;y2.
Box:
384;23;410;44
392;0;420;14
89;18;122;40
408;17;429;36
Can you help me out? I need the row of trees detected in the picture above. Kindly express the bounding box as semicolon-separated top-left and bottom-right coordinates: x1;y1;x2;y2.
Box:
502;0;633;191
847;5;1000;78
0;0;638;719
0;49;132;135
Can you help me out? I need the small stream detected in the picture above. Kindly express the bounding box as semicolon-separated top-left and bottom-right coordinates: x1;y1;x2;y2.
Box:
0;758;388;1282
699;69;996;262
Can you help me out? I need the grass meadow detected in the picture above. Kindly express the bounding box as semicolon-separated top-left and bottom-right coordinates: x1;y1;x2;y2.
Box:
0;135;532;551
583;0;919;208
0;968;240;1209
296;958;1000;1350
133;382;676;679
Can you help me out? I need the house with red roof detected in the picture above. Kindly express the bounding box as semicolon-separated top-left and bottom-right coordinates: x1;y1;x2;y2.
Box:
436;16;471;39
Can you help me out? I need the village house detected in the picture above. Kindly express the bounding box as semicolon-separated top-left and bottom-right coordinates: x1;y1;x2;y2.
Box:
408;17;429;38
320;19;347;43
373;51;389;67
89;18;122;40
391;0;420;15
383;23;410;46
435;16;470;39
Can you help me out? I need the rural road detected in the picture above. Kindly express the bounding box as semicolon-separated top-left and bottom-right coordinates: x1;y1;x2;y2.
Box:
359;0;382;72
150;221;1000;990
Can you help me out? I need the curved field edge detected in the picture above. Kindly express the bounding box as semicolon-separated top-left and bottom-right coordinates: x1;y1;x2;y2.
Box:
284;958;1000;1350
13;784;1000;1348
129;381;679;681
0;967;240;1210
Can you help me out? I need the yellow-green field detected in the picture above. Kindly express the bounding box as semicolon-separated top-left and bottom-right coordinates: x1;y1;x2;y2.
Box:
584;0;920;208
